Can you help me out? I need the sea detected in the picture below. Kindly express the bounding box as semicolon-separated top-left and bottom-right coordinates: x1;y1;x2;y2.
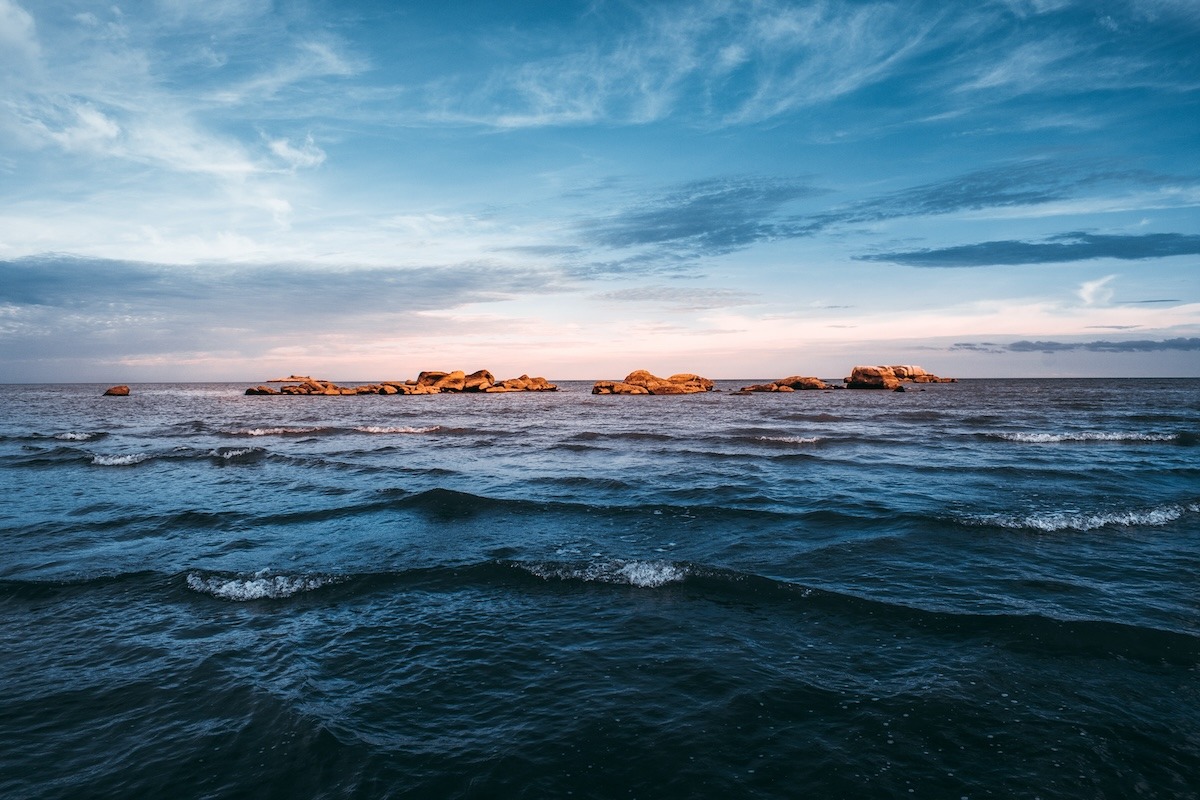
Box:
1;378;1197;799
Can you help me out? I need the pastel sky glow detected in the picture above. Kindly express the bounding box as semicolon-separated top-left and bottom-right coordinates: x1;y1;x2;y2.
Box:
1;0;1198;381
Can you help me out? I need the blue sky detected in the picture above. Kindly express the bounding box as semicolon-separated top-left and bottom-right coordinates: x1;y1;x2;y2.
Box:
1;0;1197;381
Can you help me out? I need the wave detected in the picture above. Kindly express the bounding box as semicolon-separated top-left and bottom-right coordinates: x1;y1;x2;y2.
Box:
209;447;265;463
518;559;688;588
988;431;1181;444
185;569;341;601
9;561;1194;665
756;435;821;444
354;425;440;434
91;453;153;466
225;426;331;437
54;432;104;441
966;502;1200;532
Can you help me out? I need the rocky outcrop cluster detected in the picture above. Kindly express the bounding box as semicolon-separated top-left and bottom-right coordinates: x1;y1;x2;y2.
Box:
592;370;715;395
737;375;833;393
245;370;557;396
845;365;955;390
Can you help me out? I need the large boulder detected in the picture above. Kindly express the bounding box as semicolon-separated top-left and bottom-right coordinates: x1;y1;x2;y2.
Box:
739;375;831;392
103;385;130;396
845;365;901;390
593;370;713;395
463;369;495;392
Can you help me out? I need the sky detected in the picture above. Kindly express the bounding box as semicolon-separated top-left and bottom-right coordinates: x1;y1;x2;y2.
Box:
1;0;1198;381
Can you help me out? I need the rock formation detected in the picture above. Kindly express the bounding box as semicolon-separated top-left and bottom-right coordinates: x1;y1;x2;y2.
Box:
844;365;955;389
246;370;557;396
738;375;833;393
103;385;130;396
592;370;715;395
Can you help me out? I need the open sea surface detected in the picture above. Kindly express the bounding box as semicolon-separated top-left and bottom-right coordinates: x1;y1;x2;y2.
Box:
1;378;1197;799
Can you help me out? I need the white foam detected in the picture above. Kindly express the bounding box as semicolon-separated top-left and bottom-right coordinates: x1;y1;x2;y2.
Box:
972;503;1199;532
757;435;820;444
354;425;441;434
211;447;259;459
55;432;97;441
91;453;151;466
524;559;687;588
994;431;1177;443
228;426;324;436
186;570;336;601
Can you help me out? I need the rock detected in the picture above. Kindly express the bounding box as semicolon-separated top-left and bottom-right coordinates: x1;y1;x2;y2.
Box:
433;370;466;392
739;375;830;392
463;369;495;392
103;385;130;396
597;369;713;395
245;385;277;395
845;365;901;390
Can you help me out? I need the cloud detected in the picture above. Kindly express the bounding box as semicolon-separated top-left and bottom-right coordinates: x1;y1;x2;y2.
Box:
857;232;1200;267
594;286;757;310
951;337;1200;353
426;0;945;128
1078;275;1116;306
0;255;563;369
267;133;326;170
577;176;821;259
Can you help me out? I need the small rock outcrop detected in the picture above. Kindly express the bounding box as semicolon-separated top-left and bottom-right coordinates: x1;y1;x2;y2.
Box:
103;385;130;396
247;370;556;397
738;375;832;393
844;365;955;389
592;370;715;395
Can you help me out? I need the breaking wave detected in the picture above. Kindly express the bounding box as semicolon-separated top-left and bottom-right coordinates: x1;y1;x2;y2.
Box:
226;426;328;437
991;431;1179;444
756;435;821;444
968;502;1200;532
91;453;153;466
185;569;341;601
354;426;441;434
519;559;688;588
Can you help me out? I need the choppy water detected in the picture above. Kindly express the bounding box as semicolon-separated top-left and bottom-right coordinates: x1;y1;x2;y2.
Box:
1;379;1198;799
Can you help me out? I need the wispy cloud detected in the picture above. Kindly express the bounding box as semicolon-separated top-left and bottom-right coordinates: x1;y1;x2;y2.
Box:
578;177;821;256
594;286;757;310
0;254;563;370
857;232;1200;267
952;337;1200;353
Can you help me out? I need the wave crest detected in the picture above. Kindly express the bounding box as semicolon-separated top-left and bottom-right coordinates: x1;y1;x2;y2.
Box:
969;502;1199;532
185;570;338;601
519;559;688;588
992;431;1178;443
354;425;441;434
756;435;820;444
91;453;152;466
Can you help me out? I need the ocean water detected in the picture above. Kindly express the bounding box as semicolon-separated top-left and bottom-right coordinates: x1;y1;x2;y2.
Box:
1;378;1197;799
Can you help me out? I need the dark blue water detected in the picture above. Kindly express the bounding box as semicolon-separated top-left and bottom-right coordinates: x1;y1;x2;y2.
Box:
2;379;1198;799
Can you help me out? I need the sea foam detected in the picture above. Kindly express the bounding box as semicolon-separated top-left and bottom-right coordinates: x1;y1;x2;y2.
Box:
992;431;1178;443
522;559;688;588
354;425;441;434
971;502;1199;532
186;570;338;601
757;435;821;444
91;453;152;466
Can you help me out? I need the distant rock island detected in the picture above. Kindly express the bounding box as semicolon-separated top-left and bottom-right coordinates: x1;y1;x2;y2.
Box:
592;370;715;395
242;364;954;397
845;365;955;389
245;370;557;396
